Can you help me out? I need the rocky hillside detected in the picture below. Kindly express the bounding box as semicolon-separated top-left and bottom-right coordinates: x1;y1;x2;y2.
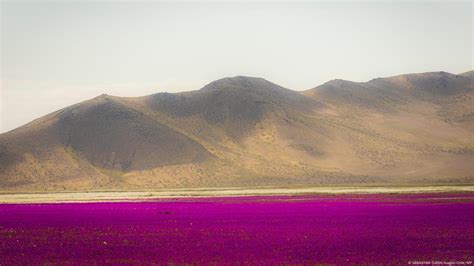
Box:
0;71;473;192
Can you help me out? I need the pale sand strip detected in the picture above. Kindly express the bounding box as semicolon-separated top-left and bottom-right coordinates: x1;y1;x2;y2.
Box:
0;185;473;203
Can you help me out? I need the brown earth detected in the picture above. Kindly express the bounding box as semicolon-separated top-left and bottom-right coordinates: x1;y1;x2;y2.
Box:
0;71;473;192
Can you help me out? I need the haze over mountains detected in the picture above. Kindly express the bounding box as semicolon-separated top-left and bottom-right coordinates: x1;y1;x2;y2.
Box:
0;71;473;192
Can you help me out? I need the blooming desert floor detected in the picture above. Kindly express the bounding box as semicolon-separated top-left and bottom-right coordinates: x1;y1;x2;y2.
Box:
0;194;473;264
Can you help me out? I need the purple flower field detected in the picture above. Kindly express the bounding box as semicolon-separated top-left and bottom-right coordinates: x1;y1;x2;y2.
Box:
0;194;473;265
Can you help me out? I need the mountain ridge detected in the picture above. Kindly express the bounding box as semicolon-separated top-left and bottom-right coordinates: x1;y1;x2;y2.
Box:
1;70;473;192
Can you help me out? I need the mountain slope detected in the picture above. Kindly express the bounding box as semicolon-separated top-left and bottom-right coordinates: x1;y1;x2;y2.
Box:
0;95;213;190
303;71;473;182
141;76;319;139
0;72;473;192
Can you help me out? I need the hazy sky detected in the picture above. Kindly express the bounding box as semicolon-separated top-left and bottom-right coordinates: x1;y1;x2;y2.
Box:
1;1;472;133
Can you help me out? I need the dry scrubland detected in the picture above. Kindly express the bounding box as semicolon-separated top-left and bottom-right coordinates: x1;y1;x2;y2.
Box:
0;71;473;192
1;186;474;203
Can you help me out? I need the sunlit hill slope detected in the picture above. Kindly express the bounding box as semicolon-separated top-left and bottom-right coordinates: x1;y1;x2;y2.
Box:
0;71;473;192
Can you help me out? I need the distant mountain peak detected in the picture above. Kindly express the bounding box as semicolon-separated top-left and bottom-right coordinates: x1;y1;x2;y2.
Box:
460;70;474;79
89;93;117;103
218;75;265;83
200;76;275;92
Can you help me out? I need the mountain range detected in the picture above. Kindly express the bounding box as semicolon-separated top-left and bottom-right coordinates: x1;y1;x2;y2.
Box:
1;70;473;192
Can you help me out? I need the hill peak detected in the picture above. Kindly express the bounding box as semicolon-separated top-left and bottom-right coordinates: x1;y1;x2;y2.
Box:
200;76;277;92
216;75;266;83
310;79;364;92
460;70;474;78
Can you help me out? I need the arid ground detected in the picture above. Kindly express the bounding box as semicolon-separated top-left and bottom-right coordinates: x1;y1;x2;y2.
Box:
0;185;473;203
0;71;473;192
